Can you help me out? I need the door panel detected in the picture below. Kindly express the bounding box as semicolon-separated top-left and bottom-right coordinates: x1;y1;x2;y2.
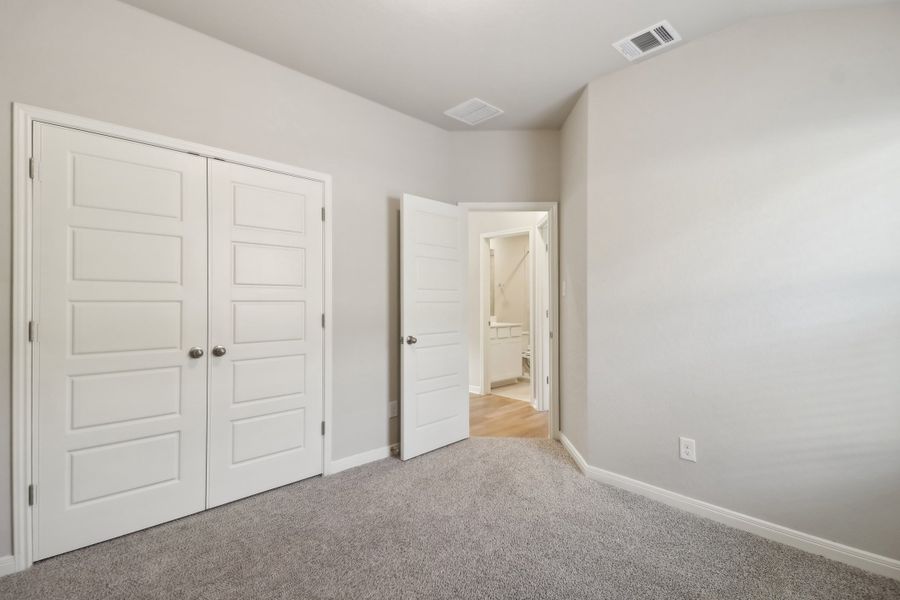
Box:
33;123;208;559
400;194;468;460
207;161;324;507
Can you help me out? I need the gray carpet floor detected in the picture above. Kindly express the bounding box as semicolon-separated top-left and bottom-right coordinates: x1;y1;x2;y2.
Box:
1;438;898;599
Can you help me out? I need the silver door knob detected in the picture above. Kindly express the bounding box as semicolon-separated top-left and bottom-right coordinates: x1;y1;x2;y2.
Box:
212;345;227;357
406;336;418;345
188;346;204;359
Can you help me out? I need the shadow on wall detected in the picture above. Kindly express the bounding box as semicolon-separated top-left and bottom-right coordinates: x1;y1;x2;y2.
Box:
388;196;401;444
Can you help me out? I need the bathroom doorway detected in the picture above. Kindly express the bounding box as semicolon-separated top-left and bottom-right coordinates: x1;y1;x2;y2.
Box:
462;205;557;438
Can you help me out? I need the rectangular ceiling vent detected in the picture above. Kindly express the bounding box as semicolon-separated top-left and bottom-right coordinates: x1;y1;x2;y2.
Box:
613;20;681;62
444;98;504;126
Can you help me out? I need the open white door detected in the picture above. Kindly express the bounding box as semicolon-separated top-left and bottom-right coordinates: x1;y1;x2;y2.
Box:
400;194;468;460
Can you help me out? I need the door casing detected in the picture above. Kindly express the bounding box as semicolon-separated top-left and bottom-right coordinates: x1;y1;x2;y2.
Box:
536;215;552;413
10;104;334;573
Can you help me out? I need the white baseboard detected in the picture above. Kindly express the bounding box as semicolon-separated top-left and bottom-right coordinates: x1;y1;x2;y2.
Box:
327;446;391;475
559;434;590;472
468;385;483;395
558;434;900;581
0;555;16;577
491;378;518;388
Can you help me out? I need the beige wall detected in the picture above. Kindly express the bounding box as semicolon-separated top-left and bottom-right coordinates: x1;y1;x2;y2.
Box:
559;91;589;454
491;235;531;327
0;0;559;557
449;131;560;204
580;6;900;560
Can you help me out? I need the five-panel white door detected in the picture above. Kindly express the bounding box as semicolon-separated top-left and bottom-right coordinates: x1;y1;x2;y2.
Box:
400;194;468;461
32;123;324;559
207;160;323;507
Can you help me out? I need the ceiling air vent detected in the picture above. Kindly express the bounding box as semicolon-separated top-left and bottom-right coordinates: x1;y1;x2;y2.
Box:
613;20;681;62
444;98;504;126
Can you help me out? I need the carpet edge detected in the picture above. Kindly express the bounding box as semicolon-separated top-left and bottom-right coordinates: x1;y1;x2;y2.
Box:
558;434;900;581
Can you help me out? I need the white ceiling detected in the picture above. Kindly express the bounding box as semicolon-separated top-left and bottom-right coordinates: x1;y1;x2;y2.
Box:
120;0;885;130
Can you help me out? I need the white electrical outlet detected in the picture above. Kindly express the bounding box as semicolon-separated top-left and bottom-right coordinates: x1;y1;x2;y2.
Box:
679;437;697;462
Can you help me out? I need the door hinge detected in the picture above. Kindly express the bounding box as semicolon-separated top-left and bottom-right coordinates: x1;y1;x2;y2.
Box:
321;313;325;328
321;421;325;436
321;206;326;221
28;484;35;506
546;375;550;385
28;157;35;180
27;320;35;343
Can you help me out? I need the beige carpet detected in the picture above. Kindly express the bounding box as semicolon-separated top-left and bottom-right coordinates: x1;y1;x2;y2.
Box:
1;439;897;599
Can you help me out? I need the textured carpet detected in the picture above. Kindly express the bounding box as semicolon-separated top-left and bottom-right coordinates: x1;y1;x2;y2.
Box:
1;438;897;599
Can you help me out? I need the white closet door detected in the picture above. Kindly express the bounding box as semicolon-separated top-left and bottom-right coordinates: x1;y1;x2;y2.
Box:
400;194;468;460
207;161;324;507
33;123;208;559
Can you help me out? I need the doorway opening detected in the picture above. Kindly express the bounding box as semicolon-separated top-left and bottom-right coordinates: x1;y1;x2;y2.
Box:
463;206;557;439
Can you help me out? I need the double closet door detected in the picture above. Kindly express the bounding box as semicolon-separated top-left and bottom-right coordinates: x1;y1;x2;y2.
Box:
32;123;324;559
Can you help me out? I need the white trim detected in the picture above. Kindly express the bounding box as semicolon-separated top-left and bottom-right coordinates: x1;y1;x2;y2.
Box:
534;215;551;412
479;232;491;395
559;434;590;474
468;385;483;395
460;202;560;440
480;226;533;240
0;556;17;577
321;173;335;475
12;104;33;573
11;103;335;573
328;446;392;475
558;435;900;581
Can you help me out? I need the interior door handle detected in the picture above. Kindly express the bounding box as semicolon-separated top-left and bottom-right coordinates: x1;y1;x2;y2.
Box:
406;336;418;345
212;345;227;357
188;346;204;359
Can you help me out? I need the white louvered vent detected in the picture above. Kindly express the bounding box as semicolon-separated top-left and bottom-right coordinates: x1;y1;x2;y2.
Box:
444;98;504;126
613;20;681;62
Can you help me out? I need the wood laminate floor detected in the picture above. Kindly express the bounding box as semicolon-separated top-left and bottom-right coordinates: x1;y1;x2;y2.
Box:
490;381;532;403
469;393;549;438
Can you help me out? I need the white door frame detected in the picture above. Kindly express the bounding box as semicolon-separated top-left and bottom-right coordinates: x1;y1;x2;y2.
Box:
460;202;559;439
478;226;535;402
10;104;335;573
535;215;552;413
